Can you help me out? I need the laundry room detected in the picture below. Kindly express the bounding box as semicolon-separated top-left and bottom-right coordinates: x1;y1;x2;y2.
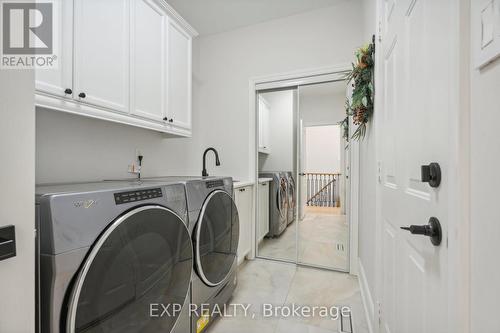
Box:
3;0;493;333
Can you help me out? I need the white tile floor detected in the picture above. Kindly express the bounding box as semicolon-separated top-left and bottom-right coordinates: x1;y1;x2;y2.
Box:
206;259;369;333
258;208;349;270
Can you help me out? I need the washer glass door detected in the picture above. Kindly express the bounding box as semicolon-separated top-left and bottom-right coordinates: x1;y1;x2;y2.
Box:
66;205;193;333
195;190;239;287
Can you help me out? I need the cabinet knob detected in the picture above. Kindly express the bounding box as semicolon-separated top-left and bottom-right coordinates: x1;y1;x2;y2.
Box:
64;88;72;95
78;92;86;98
163;117;169;121
168;118;173;123
239;188;246;192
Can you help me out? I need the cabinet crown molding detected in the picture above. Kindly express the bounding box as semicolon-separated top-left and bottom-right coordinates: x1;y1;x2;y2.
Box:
162;1;199;37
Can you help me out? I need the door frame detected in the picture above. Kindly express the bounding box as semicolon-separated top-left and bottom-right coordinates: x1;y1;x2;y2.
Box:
248;64;360;275
371;0;471;332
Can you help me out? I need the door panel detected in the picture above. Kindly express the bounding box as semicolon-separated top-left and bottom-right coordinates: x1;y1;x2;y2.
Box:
131;0;167;122
35;0;73;97
380;0;452;332
167;20;191;130
74;0;129;112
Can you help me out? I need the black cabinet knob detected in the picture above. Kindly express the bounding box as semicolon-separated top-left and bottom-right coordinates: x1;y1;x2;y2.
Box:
401;217;442;246
78;92;86;98
64;88;72;95
168;118;173;123
163;117;169;121
421;162;441;188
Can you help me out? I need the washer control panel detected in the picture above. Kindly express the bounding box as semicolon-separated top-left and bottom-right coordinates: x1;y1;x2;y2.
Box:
206;180;224;189
114;188;163;205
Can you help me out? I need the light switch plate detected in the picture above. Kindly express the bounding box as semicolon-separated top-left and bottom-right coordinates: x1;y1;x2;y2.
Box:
475;0;500;69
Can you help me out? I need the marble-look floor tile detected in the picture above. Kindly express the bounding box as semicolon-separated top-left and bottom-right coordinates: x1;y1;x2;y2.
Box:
258;211;348;271
283;268;360;332
274;318;338;333
231;260;296;317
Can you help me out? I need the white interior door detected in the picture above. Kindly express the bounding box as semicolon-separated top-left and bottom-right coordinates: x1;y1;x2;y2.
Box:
379;0;456;332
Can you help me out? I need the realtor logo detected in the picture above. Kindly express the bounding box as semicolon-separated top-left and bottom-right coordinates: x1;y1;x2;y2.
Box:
1;0;58;69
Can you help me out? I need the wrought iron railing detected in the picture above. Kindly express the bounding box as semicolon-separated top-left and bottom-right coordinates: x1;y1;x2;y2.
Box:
305;173;341;207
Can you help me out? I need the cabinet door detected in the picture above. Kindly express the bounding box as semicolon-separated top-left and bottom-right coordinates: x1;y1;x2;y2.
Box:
262;103;270;151
235;186;253;263
258;182;270;241
258;97;270;153
35;0;73;97
130;0;167;122
258;98;265;149
74;0;129;112
166;19;192;131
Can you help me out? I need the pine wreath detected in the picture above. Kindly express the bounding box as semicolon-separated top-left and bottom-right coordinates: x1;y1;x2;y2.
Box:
345;39;375;141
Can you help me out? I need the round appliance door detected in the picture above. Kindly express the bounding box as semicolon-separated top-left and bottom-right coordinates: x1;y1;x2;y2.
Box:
277;177;288;219
195;190;239;287
66;205;193;333
288;176;295;208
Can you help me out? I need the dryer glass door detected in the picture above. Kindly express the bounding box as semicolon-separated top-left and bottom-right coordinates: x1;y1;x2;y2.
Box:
195;190;239;287
66;205;193;333
278;177;288;219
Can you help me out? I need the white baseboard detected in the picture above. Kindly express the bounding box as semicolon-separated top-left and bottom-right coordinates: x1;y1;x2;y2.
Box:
358;258;375;333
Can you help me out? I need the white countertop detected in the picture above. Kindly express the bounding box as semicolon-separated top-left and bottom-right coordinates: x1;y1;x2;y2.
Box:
233;180;255;188
233;178;272;189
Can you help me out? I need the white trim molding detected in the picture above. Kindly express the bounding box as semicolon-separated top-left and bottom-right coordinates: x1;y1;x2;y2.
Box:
162;1;198;37
358;258;375;333
249;64;360;275
35;93;192;137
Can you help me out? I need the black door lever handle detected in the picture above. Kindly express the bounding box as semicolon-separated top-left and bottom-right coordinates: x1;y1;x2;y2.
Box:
401;217;442;246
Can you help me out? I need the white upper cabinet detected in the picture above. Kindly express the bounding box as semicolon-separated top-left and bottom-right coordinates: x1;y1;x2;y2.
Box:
258;96;271;154
166;19;192;132
130;0;167;122
35;0;73;98
34;0;197;137
73;0;130;113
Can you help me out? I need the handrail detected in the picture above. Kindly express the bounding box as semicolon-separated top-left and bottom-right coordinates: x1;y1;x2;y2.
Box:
304;172;340;207
307;179;335;204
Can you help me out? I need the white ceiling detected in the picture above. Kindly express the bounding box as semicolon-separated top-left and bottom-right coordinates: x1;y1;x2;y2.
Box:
167;0;347;36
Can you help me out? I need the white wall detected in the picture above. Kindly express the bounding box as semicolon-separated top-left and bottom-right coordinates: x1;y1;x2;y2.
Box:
469;0;500;330
300;86;346;127
36;1;365;184
0;71;35;332
259;90;294;172
305;125;341;173
356;0;378;325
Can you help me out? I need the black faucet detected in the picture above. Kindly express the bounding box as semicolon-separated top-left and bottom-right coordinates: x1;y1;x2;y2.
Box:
202;147;220;177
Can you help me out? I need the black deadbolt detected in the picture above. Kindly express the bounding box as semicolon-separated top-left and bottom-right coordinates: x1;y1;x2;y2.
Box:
0;225;16;261
421;162;441;188
401;217;442;246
